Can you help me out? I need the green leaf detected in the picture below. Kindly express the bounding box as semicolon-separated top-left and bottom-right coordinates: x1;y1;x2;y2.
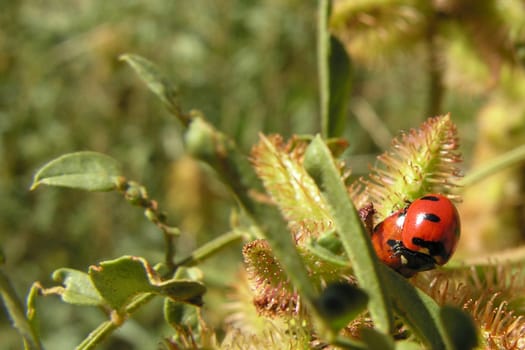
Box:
120;54;187;124
52;268;103;306
395;340;426;350
89;257;152;310
164;299;199;328
303;135;393;334
440;306;478;350
318;0;352;138
360;328;395;350
381;266;446;349
157;280;205;306
89;256;205;311
30;151;122;192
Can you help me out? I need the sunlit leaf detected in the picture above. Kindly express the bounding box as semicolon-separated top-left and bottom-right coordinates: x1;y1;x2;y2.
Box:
89;256;205;311
52;268;103;306
30;151;122;192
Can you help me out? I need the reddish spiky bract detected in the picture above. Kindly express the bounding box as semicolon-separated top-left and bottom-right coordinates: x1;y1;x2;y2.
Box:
351;114;462;220
242;240;300;318
413;266;525;349
250;134;333;243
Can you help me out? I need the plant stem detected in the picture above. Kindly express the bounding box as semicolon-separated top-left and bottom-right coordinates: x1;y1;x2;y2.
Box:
175;229;245;267
76;293;155;350
0;269;42;350
461;144;525;186
318;0;330;138
426;14;444;117
76;319;119;350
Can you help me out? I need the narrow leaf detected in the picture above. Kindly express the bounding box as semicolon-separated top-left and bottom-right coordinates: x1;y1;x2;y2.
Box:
360;328;395;350
30;151;122;192
440;306;478;350
318;0;352;138
52;268;103;306
381;266;446;349
120;54;188;125
303;135;393;333
327;37;352;137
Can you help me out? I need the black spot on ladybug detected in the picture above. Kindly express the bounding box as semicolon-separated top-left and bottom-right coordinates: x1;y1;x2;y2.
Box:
386;239;398;247
412;237;447;258
420;195;440;201
423;213;441;223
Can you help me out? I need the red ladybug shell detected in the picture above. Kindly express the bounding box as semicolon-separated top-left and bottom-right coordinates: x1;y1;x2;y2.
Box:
401;194;460;265
371;209;405;271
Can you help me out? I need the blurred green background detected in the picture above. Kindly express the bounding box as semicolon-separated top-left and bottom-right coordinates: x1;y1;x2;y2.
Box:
1;1;524;349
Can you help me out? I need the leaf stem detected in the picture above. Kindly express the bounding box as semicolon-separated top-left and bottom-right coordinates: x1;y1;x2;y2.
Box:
75;319;118;350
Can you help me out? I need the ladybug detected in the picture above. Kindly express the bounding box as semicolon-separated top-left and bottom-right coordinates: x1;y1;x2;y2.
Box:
397;193;460;266
371;194;460;277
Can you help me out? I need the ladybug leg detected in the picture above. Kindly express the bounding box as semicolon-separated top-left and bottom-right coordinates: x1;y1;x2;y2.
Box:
387;239;436;271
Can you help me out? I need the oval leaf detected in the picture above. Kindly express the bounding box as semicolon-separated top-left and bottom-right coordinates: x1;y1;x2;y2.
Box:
89;256;155;310
52;268;103;306
31;151;122;192
89;256;206;311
